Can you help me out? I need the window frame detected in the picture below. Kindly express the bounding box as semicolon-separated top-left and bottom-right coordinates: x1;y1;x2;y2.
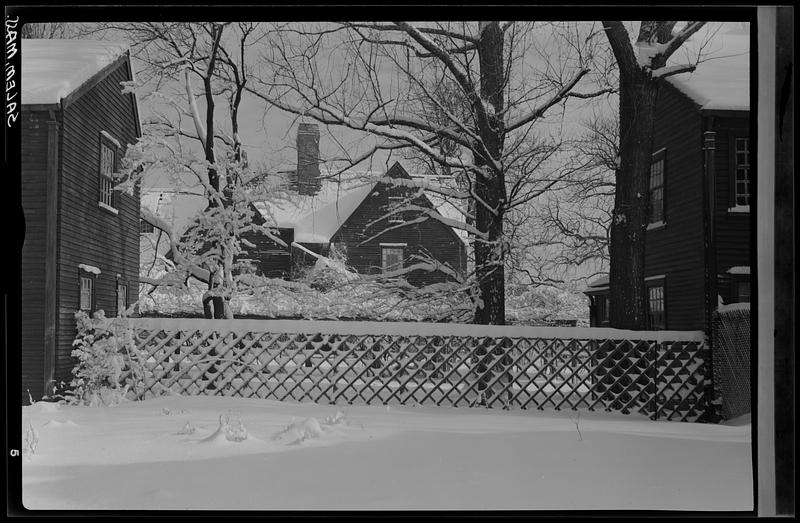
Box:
79;271;96;313
98;133;120;214
731;275;751;303
646;277;667;330
648;148;666;227
380;243;406;274
729;135;751;211
116;278;129;317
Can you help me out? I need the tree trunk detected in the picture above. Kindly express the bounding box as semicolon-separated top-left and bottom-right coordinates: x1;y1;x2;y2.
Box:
609;68;658;329
472;21;507;326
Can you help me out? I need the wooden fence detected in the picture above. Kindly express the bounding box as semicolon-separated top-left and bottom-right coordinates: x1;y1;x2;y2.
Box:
115;318;713;422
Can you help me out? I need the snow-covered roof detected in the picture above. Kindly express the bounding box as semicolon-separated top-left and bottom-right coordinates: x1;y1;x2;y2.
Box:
22;39;131;106
255;181;375;243
255;164;468;244
665;31;750;112
583;275;609;293
141;188;206;234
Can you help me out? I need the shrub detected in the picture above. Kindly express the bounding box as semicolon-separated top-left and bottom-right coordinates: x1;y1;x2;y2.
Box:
68;310;144;406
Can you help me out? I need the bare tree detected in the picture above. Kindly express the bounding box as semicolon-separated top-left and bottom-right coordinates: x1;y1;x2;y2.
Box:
248;21;606;325
107;22;278;319
601;21;708;329
523;111;617;285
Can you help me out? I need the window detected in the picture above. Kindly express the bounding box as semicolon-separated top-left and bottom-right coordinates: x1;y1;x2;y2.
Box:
649;150;665;224
99;138;117;210
647;283;666;330
140;219;154;234
734;279;751;303
381;244;405;274
594;294;610;326
600;295;610;324
116;281;128;316
733;137;750;207
80;276;94;312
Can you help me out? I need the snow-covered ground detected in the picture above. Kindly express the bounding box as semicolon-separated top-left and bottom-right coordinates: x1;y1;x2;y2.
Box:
21;396;752;511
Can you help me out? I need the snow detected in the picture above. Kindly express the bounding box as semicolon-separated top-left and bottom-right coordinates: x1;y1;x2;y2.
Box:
77;264;101;275
22;39;130;105
717;302;750;313
726;266;750;275
254;167;468;244
140;189;206;234
100;131;122;149
728;205;750;213
20;395;752;510
665;32;750;111
129;317;703;343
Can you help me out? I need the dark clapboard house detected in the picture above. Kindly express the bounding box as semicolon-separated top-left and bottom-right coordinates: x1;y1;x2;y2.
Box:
249;123;468;286
21;40;142;399
585;31;751;330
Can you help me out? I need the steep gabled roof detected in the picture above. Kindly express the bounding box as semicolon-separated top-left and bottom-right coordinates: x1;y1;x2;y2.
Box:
664;31;750;112
254;162;467;244
22;39;131;106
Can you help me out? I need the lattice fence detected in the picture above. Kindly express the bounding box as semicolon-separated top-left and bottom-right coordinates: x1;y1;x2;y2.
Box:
113;318;712;422
712;306;751;420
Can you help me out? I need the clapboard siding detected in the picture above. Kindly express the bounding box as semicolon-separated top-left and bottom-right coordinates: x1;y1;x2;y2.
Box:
332;164;467;286
712;119;752;278
21;109;52;398
49;60;140;390
646;82;706;330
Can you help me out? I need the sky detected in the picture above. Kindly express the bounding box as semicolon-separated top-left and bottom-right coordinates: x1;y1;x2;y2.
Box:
131;21;749;189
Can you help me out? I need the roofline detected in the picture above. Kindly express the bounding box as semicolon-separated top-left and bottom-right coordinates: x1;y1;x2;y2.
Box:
662;77;750;119
60;52;131;111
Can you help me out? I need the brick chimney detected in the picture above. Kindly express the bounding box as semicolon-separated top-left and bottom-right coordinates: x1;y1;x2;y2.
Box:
295;122;321;195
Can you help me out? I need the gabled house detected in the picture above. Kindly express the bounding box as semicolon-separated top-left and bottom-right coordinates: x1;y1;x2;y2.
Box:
586;31;751;331
250;124;468;286
21;39;142;399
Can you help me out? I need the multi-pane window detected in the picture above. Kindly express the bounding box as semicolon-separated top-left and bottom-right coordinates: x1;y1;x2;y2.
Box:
649;152;665;224
80;276;93;311
647;284;666;330
140;219;154;234
737;280;751;303
117;281;128;316
381;245;404;274
100;141;116;208
734;137;750;207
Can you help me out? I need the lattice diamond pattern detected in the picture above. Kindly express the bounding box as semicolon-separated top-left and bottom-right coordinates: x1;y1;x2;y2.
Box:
120;322;712;422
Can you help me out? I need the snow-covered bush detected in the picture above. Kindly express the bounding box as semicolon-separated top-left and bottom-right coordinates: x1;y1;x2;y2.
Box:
296;244;359;292
68;310;144;406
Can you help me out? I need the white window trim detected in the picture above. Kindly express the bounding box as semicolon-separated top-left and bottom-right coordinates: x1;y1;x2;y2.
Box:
78;263;101;275
98;201;120;215
647;220;666;231
99;135;119;211
727;205;750;214
100;130;122;149
645;274;666;282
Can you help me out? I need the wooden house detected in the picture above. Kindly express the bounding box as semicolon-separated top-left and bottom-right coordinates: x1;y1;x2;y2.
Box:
586;31;751;330
21;40;142;399
251;158;469;287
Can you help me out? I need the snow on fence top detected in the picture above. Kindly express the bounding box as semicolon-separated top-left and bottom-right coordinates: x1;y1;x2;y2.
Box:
129;317;705;343
665;31;750;112
22;39;130;105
